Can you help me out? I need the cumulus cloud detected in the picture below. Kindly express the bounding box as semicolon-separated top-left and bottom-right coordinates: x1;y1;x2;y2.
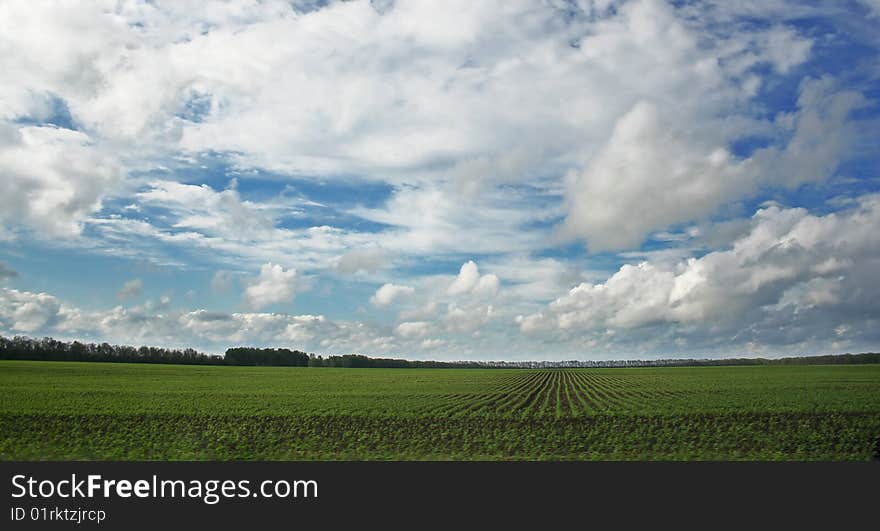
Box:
0;124;120;238
561;74;866;252
447;261;480;295
448;261;499;298
561;100;752;252
244;263;297;310
523;195;880;341
0;289;63;332
0;287;388;355
117;279;144;301
472;274;500;298
370;283;415;307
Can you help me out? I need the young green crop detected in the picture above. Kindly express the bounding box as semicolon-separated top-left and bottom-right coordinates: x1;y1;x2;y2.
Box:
1;361;878;460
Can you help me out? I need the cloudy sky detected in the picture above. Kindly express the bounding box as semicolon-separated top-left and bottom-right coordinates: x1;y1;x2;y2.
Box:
1;0;879;360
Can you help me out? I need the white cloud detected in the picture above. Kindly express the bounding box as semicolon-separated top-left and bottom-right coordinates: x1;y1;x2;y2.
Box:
515;313;551;334
445;304;495;333
524;195;880;337
761;26;813;74
117;278;144;300
398;301;438;322
370;283;415;307
562;75;866;252
561;100;752;251
472;274;500;298
18;295;392;355
485;255;590;302
137;179;275;239
420;338;446;350
352;185;552;258
0;124;121;238
752;76;867;189
88;208;379;273
448;261;499;298
0;289;63;332
243;263;297;310
447;261;480;295
395;321;430;338
336;247;388;274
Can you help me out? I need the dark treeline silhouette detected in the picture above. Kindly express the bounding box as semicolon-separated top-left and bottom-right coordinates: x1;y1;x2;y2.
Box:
226;347;310;366
0;335;223;365
1;335;879;368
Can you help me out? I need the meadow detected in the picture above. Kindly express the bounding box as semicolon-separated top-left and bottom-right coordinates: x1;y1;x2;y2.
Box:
1;361;879;460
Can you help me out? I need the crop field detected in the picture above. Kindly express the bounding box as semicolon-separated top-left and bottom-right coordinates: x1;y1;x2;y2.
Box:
1;361;879;460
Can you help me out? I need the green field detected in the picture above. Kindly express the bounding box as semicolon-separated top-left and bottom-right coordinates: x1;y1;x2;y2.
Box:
1;361;879;460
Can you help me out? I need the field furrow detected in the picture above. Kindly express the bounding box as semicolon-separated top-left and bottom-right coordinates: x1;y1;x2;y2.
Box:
567;371;603;414
516;371;554;418
561;371;578;417
566;371;597;415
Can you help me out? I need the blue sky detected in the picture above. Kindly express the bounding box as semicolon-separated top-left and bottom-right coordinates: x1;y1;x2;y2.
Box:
1;0;879;359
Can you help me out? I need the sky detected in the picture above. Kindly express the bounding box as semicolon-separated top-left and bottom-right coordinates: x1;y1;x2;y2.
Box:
1;0;879;360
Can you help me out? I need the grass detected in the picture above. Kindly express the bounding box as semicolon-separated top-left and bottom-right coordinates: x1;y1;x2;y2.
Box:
1;361;879;460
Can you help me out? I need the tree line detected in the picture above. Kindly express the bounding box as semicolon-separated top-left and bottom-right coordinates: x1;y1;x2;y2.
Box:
1;335;878;368
0;335;224;365
0;336;483;368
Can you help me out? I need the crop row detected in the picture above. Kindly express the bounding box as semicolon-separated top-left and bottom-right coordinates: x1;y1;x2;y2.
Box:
422;370;691;418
